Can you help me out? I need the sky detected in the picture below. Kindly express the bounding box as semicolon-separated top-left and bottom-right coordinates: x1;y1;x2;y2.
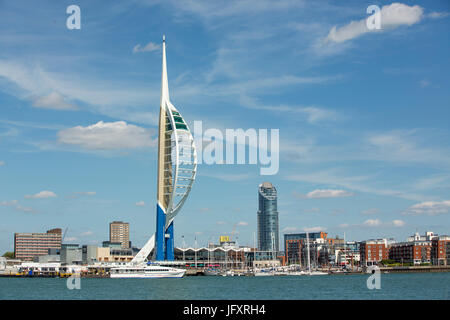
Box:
0;0;449;254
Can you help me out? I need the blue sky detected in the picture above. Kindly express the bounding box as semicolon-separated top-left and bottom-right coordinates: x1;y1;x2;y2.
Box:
0;0;449;253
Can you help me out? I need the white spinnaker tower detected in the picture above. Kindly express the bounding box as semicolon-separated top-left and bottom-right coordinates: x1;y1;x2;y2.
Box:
132;36;197;264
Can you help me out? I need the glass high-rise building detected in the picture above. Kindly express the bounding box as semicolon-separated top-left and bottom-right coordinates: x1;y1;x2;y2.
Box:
257;182;279;252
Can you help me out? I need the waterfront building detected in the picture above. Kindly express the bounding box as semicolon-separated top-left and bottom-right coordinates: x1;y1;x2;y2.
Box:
431;235;450;266
168;237;273;269
257;182;279;252
97;247;111;262
131;36;197;264
14;228;62;261
388;231;450;266
173;246;252;269
284;232;330;266
389;240;432;265
336;249;360;266
102;241;123;249
33;253;60;263
82;245;98;265
110;247;134;262
359;238;395;266
406;231;436;242
109;221;130;249
60;244;82;265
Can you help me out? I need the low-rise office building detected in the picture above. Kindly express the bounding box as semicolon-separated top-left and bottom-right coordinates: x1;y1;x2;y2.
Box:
60;244;82;265
14;228;62;261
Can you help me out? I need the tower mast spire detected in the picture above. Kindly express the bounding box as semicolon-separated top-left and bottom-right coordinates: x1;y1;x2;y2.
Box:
161;35;169;103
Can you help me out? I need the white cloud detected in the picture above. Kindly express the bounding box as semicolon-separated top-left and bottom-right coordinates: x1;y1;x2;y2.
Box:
68;191;96;199
76;191;96;196
363;219;382;227
239;94;338;124
366;130;450;170
296;189;355;199
304;207;320;213
58;121;156;150
286;168;435;202
32;92;78;111
133;42;160;53
412;175;450;191
340;219;405;229
324;3;424;43
362;208;379;215
216;221;226;225
15;205;36;213
1;200;36;213
303;226;326;232
80;231;94;236
282;226;298;233
1;200;18;206
135;201;146;207
0;60;160;126
428;12;450;19
237;221;248;226
0;161;4;166
24;190;57;199
392;220;405;227
403;200;450;216
419;79;431;87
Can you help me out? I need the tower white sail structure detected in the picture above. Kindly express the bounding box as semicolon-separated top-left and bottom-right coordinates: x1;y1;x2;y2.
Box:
132;35;197;264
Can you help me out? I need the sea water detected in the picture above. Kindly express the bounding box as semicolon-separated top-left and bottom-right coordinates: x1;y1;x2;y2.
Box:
0;273;449;300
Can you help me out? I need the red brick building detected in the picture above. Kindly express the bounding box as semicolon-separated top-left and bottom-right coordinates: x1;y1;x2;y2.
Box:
359;239;394;266
389;241;431;265
431;235;450;266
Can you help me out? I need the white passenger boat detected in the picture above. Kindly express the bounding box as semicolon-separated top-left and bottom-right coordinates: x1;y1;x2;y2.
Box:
110;265;186;278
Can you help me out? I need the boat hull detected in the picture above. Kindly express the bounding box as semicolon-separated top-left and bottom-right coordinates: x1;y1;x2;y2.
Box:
110;271;185;279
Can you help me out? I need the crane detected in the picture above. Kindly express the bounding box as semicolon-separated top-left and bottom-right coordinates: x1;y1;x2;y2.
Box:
62;227;68;243
230;223;237;240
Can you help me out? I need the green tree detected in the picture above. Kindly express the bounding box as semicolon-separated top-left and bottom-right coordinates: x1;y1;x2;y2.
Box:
2;252;14;259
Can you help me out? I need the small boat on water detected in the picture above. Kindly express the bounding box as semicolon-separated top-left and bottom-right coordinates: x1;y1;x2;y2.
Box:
288;271;307;276
204;268;221;276
221;270;235;277
254;269;275;276
307;271;328;276
110;264;186;279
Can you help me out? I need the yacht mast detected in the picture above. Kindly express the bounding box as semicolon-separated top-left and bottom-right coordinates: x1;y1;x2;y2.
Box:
306;231;311;275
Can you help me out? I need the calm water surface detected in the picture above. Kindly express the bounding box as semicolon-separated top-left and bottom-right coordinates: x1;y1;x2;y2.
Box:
1;273;449;300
